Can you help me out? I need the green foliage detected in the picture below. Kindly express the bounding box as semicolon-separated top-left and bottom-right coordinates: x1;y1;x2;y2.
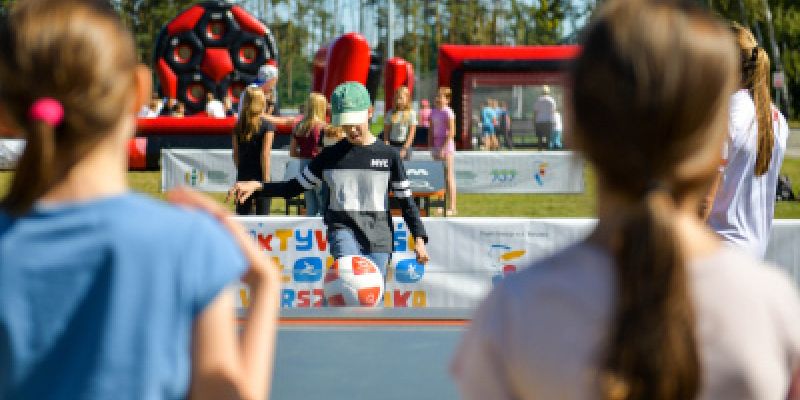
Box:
112;1;196;63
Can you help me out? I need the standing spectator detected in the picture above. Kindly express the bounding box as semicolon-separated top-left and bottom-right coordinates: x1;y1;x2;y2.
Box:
480;98;498;151
383;85;417;160
139;95;162;118
452;1;800;399
706;23;789;259
430;87;458;216
533;85;556;150
232;86;274;215
230;82;429;275
417;98;431;147
205;92;226;118
223;93;236;117
238;62;278;115
496;100;513;149
170;101;185;118
290;92;328;216
0;1;281;399
159;97;177;116
549;110;563;150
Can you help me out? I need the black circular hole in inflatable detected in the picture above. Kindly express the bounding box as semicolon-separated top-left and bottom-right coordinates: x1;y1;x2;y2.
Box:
174;45;193;64
187;84;206;103
239;45;257;64
207;21;226;41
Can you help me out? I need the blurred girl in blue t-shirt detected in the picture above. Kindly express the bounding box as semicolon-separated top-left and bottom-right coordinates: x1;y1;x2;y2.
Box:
0;1;280;399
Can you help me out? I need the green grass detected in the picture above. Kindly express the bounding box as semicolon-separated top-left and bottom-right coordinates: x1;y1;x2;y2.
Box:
790;120;800;129
775;157;800;218
3;157;800;217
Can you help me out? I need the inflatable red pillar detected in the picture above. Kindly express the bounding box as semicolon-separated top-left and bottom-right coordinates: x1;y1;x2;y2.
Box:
384;57;414;111
322;33;371;100
312;47;328;93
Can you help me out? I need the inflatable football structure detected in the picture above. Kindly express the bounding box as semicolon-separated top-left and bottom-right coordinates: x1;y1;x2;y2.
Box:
152;0;278;114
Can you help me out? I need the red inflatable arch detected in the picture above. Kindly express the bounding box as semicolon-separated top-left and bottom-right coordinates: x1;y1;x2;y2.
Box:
384;57;414;112
437;44;580;149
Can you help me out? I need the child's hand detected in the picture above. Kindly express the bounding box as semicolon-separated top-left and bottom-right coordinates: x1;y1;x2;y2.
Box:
227;181;263;204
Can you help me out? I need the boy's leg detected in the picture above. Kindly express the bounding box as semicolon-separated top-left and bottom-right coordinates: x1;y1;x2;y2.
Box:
317;183;330;215
304;189;318;216
364;253;391;277
328;228;361;259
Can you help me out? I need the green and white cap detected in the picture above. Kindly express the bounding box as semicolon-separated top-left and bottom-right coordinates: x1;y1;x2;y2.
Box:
331;81;371;126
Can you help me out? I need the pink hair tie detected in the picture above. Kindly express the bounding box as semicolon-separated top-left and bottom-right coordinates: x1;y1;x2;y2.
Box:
28;98;64;128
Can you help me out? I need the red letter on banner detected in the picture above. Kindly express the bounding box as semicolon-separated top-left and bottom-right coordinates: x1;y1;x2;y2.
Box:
297;290;310;308
313;289;324;307
257;233;272;251
393;290;411;307
315;230;328;251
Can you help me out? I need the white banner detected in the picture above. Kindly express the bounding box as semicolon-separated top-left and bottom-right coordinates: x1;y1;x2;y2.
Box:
0;139;25;170
418;150;585;194
161;149;294;192
161;148;585;193
233;217;800;310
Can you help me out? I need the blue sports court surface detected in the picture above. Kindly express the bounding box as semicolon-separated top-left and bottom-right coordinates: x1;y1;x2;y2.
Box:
270;308;469;399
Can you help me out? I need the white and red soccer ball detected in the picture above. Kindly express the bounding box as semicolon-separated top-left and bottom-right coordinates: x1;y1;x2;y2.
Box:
324;255;384;307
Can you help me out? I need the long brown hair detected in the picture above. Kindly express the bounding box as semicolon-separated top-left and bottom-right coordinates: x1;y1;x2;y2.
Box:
234;86;266;142
0;0;137;215
732;23;774;176
571;1;737;399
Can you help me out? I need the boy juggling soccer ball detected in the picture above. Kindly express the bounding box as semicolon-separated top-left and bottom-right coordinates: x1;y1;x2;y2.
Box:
229;82;429;275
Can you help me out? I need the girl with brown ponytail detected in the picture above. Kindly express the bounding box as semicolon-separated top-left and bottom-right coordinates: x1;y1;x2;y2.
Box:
707;23;790;259
0;1;280;399
452;1;800;399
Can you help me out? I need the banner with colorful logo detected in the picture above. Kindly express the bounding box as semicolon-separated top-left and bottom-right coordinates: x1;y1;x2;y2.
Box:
162;149;585;194
161;149;293;192
233;217;595;310
446;150;583;193
233;217;800;311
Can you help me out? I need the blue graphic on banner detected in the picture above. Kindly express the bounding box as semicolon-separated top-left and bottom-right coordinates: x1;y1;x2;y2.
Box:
293;257;323;282
395;259;425;283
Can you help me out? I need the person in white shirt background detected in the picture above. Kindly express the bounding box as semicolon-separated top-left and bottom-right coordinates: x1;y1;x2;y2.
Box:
550;110;563;150
705;23;789;259
205;92;226;118
532;85;556;151
238;63;279;116
452;1;800;399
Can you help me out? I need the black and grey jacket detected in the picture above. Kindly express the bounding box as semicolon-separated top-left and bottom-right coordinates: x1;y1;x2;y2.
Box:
256;139;427;253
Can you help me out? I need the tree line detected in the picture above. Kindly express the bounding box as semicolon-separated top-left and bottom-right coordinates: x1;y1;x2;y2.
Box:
0;0;798;118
